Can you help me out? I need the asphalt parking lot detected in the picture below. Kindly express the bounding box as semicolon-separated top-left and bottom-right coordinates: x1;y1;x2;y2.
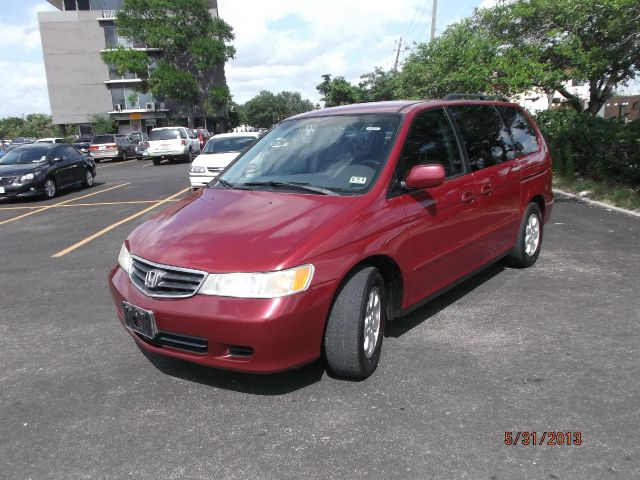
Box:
1;159;639;479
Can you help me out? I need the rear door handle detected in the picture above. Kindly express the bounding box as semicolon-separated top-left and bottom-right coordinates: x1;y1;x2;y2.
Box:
461;191;476;203
480;184;493;196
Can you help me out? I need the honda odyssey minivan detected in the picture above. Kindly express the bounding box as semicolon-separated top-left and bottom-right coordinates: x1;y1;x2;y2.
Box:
109;98;553;379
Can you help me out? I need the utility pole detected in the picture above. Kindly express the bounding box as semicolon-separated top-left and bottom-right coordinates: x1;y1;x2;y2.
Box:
430;0;438;41
393;36;403;72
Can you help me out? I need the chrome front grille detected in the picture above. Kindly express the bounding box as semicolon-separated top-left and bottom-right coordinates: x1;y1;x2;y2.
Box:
130;255;207;298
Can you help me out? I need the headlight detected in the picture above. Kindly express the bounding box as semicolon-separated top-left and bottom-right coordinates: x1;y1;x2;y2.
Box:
18;173;35;183
198;264;314;298
190;165;205;174
117;243;131;274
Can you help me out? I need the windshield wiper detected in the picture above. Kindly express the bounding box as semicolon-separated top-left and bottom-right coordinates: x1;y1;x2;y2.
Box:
215;178;234;189
242;181;337;196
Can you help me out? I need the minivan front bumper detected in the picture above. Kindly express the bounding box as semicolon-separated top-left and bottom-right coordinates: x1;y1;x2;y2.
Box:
108;265;334;373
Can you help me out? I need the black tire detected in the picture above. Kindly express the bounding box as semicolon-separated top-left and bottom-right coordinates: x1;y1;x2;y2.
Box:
94;158;101;164
152;158;160;166
121;151;128;162
185;149;193;163
324;266;385;380
506;203;543;268
43;177;57;199
83;169;94;188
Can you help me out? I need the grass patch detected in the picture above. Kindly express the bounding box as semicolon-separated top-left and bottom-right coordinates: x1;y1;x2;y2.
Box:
553;174;640;211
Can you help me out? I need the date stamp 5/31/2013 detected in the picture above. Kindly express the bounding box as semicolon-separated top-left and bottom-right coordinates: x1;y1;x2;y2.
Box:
504;431;582;446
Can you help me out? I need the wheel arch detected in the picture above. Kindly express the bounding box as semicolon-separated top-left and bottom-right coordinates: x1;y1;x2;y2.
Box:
329;254;404;323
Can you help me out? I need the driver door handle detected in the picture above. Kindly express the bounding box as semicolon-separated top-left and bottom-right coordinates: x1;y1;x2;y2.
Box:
461;191;476;203
480;184;493;196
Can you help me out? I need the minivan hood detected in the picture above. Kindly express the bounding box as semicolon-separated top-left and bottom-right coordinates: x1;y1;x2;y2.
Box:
127;188;354;273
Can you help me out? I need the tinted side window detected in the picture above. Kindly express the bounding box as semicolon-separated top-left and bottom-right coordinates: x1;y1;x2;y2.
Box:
397;108;464;180
62;146;81;160
496;107;540;156
449;105;516;170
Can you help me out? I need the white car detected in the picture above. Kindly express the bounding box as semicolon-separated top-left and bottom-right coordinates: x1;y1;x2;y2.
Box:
147;127;197;165
189;132;260;189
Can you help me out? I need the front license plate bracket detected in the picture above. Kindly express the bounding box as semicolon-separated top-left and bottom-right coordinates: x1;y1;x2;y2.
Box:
123;302;158;339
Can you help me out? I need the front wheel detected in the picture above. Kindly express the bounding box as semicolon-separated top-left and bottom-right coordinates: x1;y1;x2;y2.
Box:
83;169;94;188
43;177;57;199
324;266;385;380
506;203;543;268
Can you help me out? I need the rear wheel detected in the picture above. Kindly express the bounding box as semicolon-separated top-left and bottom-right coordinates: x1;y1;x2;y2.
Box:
185;149;193;163
94;158;101;164
324;266;385;380
43;177;57;199
121;151;128;162
152;158;160;166
507;203;543;268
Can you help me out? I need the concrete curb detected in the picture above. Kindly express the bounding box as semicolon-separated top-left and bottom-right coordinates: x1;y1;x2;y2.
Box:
553;188;640;219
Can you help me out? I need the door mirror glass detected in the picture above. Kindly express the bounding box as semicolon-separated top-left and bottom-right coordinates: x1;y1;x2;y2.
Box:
404;164;445;190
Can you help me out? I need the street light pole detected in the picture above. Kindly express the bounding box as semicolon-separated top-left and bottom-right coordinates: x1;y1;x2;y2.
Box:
430;0;438;41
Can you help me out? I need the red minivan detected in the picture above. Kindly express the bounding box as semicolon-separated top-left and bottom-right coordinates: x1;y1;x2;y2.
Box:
109;99;553;379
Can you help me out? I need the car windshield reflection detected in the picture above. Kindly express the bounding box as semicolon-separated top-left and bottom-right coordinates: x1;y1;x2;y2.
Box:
215;114;401;196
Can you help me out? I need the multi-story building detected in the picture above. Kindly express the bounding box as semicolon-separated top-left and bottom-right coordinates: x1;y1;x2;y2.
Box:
39;0;226;135
602;95;640;123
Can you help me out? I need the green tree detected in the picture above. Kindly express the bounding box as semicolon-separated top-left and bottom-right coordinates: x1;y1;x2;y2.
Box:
101;0;235;126
399;0;640;116
358;68;400;102
316;74;361;107
243;91;314;128
89;114;118;134
484;0;640;116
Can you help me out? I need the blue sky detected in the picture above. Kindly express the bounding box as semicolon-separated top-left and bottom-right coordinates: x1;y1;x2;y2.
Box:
2;0;636;118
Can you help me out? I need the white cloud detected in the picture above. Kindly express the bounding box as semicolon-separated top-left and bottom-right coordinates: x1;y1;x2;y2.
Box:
218;0;427;104
0;61;50;117
0;2;56;117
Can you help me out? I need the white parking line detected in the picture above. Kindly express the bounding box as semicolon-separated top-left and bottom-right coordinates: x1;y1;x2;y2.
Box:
95;159;145;169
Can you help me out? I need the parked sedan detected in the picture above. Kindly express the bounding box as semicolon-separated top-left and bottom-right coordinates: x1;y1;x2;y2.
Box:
6;137;35;151
0;144;96;199
189;132;260;189
89;134;137;163
73;134;93;154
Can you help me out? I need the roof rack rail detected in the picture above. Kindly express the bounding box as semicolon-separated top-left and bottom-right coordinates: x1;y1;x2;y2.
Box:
444;93;509;102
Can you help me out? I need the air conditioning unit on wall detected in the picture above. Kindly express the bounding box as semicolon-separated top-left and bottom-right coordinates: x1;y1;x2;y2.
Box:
113;104;122;112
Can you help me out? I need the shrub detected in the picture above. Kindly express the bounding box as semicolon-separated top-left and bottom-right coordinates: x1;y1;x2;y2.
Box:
535;108;640;188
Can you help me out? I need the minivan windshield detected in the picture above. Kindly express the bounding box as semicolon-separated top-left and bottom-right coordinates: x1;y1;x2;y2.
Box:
149;129;184;141
215;114;401;196
0;146;50;165
204;136;257;154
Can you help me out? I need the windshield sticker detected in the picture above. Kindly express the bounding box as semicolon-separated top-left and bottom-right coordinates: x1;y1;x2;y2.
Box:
350;176;367;185
366;126;381;131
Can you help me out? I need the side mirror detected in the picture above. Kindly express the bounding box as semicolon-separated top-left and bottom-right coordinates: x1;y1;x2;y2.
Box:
404;164;445;190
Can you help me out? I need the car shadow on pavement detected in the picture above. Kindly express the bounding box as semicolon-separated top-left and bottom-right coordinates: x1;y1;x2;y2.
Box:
138;345;326;394
386;261;506;338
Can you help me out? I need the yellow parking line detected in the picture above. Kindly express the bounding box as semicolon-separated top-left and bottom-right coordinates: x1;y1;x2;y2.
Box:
52;187;190;258
0;183;130;226
0;199;180;211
